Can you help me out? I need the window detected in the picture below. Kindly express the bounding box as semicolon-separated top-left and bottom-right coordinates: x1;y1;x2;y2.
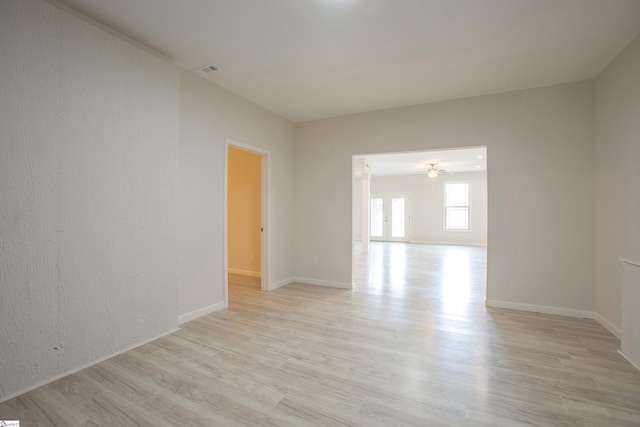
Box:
445;182;470;230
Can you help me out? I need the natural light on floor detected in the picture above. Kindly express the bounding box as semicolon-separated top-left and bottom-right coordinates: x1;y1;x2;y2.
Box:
441;247;471;315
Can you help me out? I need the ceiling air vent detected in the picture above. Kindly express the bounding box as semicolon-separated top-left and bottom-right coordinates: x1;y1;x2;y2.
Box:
194;64;219;74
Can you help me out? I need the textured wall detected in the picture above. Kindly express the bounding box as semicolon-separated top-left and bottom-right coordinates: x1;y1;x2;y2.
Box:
594;32;640;332
295;81;596;309
0;0;179;400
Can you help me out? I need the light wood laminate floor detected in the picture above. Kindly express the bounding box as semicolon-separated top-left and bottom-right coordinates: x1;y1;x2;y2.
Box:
2;242;640;426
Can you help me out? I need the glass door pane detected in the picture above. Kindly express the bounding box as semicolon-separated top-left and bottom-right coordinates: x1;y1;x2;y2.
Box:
391;197;405;238
370;193;409;242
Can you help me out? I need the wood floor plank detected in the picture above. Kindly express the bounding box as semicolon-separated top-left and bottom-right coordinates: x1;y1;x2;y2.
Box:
76;391;172;427
0;386;89;426
142;391;230;427
78;362;163;404
45;372;104;407
2;242;639;425
358;395;465;427
274;392;375;427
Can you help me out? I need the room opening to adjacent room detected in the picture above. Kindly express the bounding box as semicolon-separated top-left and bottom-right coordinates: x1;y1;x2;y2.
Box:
352;147;488;305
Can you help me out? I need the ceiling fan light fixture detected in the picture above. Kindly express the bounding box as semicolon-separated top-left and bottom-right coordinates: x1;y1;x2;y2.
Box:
426;164;440;178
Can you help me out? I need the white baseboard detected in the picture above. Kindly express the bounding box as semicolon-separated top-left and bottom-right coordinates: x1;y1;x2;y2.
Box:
0;327;180;404
485;299;594;319
268;277;294;291
178;301;227;325
485;301;624;340
618;350;640;372
228;268;261;278
293;277;352;290
594;313;622;339
410;240;487;248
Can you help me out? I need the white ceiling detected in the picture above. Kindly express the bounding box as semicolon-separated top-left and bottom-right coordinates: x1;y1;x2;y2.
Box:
358;147;487;176
59;0;640;123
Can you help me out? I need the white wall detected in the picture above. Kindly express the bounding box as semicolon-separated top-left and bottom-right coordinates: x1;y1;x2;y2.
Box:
355;172;487;245
0;0;180;401
595;33;640;334
178;69;295;318
295;81;595;311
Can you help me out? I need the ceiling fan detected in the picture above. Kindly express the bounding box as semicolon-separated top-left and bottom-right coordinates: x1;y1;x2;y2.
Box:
426;163;445;178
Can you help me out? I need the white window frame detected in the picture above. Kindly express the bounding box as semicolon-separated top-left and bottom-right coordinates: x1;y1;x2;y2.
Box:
444;181;471;231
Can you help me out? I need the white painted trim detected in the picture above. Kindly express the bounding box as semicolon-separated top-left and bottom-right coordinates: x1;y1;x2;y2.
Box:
618;350;640;372
486;302;624;340
293;277;352;290
259;151;271;292
0;327;179;404
228;268;261;278
595;313;622;339
178;302;226;325
485;299;594;319
361;173;371;253
410;240;487;247
620;257;640;267
223;143;230;308
268;277;295;291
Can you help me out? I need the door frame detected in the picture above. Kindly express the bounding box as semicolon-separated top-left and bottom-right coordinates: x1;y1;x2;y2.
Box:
224;138;271;306
370;192;411;242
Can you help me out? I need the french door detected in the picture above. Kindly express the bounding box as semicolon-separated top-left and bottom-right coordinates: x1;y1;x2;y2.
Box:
370;193;410;241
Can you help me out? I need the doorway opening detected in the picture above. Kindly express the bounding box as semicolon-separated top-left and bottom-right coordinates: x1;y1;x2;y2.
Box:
224;138;270;306
352;147;488;303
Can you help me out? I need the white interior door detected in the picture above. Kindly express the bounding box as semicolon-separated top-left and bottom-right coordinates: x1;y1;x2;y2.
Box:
370;193;410;242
